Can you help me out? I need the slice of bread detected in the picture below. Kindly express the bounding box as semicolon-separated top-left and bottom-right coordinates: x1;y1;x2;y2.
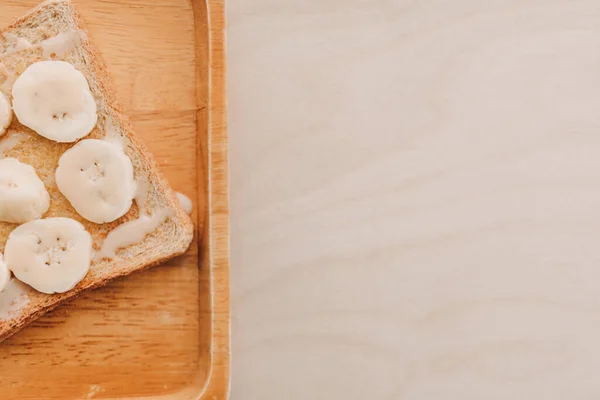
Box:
0;0;194;342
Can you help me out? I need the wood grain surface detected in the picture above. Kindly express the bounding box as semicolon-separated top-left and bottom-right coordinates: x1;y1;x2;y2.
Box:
230;0;600;399
0;0;229;399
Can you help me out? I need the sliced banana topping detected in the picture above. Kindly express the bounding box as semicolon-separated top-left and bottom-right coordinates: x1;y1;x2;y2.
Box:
5;218;92;294
0;92;12;137
0;157;49;223
12;61;97;142
0;255;10;293
56;139;135;224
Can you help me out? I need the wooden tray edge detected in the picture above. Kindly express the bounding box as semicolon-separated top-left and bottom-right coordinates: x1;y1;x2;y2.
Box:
197;0;230;399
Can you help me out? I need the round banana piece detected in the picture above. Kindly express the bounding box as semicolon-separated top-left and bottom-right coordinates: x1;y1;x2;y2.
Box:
0;255;10;293
0;158;50;223
0;92;12;137
5;218;92;294
56;139;135;224
12;61;97;143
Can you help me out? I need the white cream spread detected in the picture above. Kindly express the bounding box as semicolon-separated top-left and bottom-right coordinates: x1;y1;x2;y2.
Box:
40;30;85;59
96;175;173;259
102;118;126;149
0;133;26;157
3;33;32;53
176;192;193;215
97;208;174;259
0;278;30;320
134;177;149;215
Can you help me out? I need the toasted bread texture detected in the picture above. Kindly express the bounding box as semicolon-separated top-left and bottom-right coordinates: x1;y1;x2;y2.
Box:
0;0;194;342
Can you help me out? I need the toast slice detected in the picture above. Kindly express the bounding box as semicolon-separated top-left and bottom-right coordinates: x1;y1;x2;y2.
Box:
0;0;194;342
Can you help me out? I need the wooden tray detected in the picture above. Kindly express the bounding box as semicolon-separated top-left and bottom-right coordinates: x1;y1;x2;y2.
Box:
0;0;229;399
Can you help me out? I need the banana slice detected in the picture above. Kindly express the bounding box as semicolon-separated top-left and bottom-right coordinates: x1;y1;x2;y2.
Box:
0;157;50;223
56;139;135;224
0;92;12;137
0;255;10;293
5;218;92;294
12;61;97;143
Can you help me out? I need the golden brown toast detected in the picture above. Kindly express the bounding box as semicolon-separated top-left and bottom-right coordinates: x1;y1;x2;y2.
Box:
0;0;194;342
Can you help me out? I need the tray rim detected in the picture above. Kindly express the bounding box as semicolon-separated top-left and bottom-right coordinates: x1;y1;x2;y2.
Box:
197;0;230;399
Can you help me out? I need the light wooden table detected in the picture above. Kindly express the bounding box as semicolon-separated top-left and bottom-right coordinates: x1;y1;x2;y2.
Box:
229;1;600;399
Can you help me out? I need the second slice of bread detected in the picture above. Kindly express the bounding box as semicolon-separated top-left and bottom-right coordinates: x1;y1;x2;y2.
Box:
0;0;194;342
